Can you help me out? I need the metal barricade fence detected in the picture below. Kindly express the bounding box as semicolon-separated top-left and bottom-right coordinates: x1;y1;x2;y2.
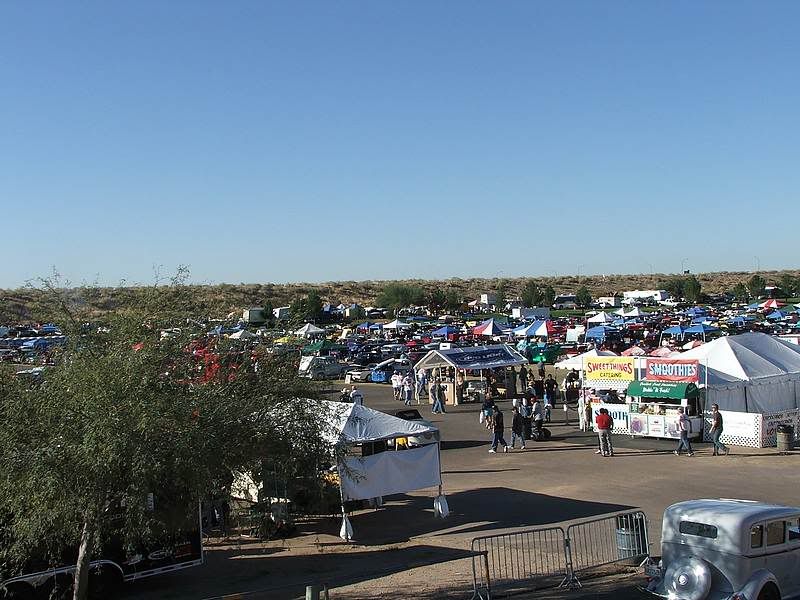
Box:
471;510;650;597
471;526;569;599
565;510;650;586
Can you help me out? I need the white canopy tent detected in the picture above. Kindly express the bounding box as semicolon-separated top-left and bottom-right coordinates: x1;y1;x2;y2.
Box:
382;319;412;330
229;329;256;340
587;311;615;324
294;323;326;337
322;401;447;540
677;333;800;413
554;348;618;371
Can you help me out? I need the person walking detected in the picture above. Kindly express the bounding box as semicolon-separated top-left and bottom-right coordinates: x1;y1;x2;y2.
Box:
544;374;558;409
531;397;544;439
537;361;546;379
391;372;403;401
510;406;526;450
489;405;509;453
709;404;729;456
416;369;428;404
673;407;694;456
402;373;414;406
350;386;364;406
431;378;446;414
596;407;614;456
518;365;528;391
521;397;533;440
481;395;496;430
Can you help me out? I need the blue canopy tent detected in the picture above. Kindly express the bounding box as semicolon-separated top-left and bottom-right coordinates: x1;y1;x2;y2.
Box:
766;310;787;321
585;325;616;343
355;322;374;331
432;325;460;337
685;307;708;317
512;321;542;338
659;325;685;346
369;323;383;331
683;323;720;341
728;316;753;328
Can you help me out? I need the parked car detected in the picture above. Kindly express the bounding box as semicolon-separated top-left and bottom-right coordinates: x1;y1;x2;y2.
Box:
370;358;413;383
645;498;800;600
389;409;440;447
346;363;378;382
298;356;346;380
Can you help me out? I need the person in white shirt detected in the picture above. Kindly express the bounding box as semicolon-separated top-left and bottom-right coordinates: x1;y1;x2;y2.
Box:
401;373;414;406
350;386;364;406
391;372;403;401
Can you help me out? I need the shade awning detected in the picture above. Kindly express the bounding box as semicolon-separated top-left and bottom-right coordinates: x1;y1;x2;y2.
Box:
627;381;700;400
414;344;527;372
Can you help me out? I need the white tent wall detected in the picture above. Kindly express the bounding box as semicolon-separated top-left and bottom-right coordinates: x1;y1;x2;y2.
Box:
744;374;800;414
339;444;441;502
705;381;748;413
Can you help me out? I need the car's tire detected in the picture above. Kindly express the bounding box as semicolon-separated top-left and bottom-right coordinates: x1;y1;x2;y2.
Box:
757;583;781;600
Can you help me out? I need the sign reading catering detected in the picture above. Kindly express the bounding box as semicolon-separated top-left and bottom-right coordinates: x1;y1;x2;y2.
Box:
646;359;700;383
584;357;635;381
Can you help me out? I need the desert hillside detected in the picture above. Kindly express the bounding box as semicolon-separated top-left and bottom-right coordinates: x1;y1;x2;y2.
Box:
1;269;797;322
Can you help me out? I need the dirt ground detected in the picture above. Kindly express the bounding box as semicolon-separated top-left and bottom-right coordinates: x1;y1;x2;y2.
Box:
122;376;800;600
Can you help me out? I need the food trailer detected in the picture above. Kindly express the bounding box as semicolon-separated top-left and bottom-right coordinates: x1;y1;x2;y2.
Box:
625;380;704;440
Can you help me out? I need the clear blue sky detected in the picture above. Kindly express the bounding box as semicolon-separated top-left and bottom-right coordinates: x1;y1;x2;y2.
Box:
2;1;798;288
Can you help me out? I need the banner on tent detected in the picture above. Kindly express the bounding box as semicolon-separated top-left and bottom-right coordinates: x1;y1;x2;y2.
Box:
584;357;635;381
645;359;699;383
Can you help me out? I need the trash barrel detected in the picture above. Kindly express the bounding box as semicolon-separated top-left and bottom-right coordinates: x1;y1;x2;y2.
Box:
777;424;794;453
616;514;648;563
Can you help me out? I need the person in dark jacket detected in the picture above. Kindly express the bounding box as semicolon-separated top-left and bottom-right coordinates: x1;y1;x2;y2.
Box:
489;406;509;453
510;406;526;449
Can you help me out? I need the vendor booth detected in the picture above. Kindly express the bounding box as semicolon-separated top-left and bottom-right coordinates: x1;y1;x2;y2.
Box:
323;401;447;541
413;344;528;405
624;381;704;440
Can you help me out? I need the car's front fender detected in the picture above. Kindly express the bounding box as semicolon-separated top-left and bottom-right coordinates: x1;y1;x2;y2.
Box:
734;569;779;600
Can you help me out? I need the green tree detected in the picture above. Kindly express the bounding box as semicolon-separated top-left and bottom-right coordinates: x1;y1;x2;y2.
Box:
444;290;462;313
659;276;685;300
575;286;592;308
747;274;766;300
427;289;446;314
778;274;797;300
521;280;543;307
375;284;426;312
731;283;749;302
289;291;323;324
542;285;556;308
683;275;702;303
0;274;329;600
495;280;507;311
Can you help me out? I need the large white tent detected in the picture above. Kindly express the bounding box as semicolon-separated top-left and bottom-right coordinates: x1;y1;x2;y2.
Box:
322;401;447;540
678;333;800;413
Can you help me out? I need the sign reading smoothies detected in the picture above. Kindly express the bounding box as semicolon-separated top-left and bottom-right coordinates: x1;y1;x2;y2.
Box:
585;357;635;381
645;359;699;383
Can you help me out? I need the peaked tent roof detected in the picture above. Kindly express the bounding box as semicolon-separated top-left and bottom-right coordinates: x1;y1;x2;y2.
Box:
414;344;527;372
587;311;615;323
295;323;326;336
554;348;618;370
322;400;438;445
677;332;800;381
383;319;412;330
472;318;507;336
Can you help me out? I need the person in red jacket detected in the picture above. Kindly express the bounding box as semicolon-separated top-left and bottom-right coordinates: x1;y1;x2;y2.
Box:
595;408;614;457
